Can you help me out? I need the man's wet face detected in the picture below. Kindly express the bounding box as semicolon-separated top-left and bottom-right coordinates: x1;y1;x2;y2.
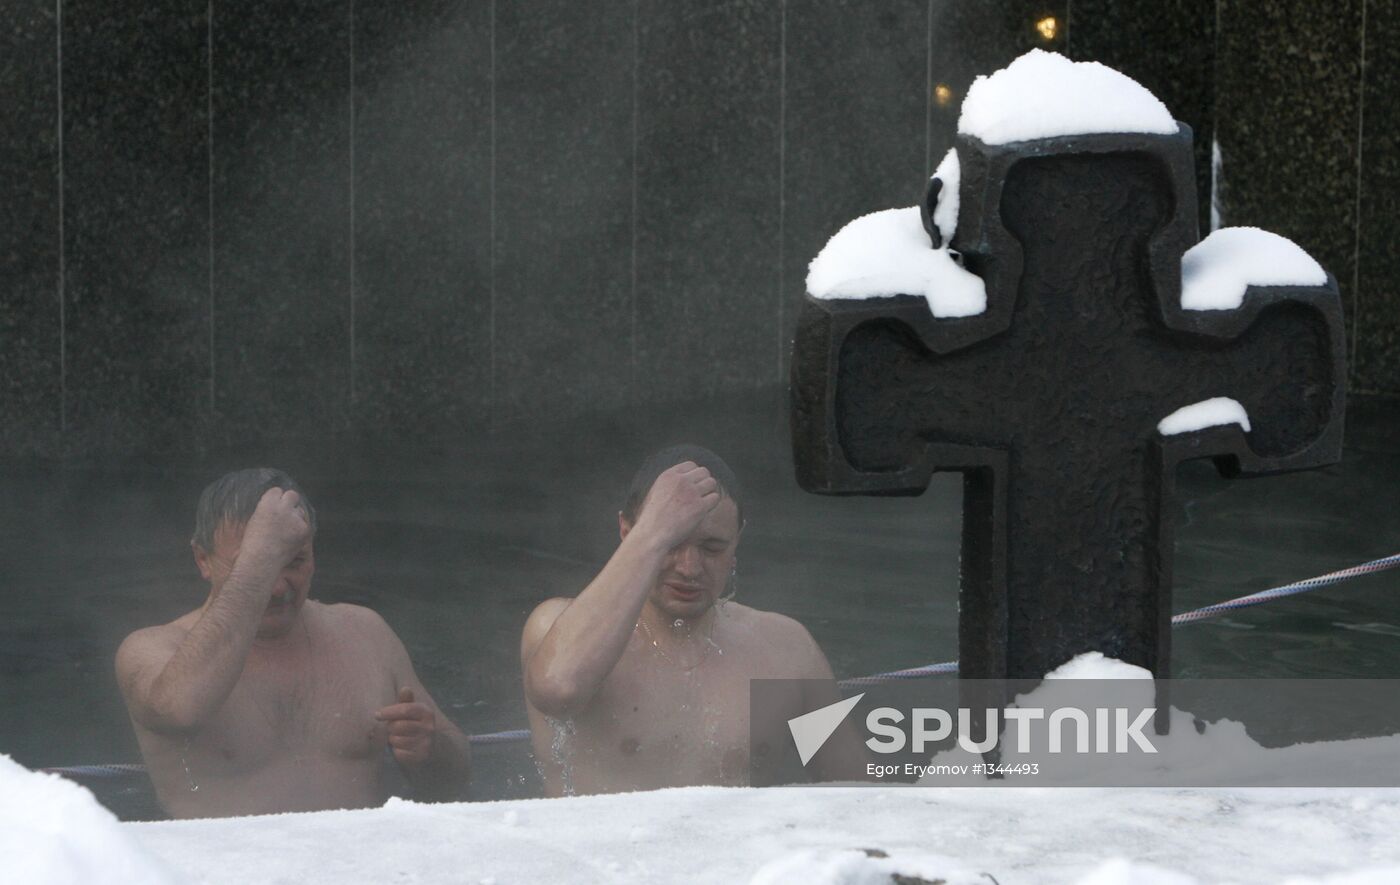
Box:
649;496;740;621
201;520;315;638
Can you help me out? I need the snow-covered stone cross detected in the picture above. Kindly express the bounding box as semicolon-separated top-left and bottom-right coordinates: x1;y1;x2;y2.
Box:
790;52;1347;679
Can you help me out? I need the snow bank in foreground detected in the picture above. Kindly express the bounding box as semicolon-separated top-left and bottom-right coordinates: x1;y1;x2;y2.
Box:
1076;858;1198;885
1158;397;1251;436
806;207;986;317
1282;870;1400;885
120;779;1400;885
1181;227;1328;310
959;50;1177;145
749;847;985;885
0;754;178;885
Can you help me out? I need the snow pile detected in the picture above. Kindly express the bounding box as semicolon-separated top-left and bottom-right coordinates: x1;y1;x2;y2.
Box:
806;207;985;318
930;147;960;246
0;754;179;885
1157;397;1251;436
806;143;983;317
126;784;1400;884
1181;226;1327;310
749;847;984;885
1075;858;1197;885
748;850;1214;885
1283;870;1400;885
807;49;1186;314
958;50;1177;145
1045;651;1151;680
921;653;1400;789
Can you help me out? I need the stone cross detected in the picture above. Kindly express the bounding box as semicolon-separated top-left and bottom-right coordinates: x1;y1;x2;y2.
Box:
790;127;1346;680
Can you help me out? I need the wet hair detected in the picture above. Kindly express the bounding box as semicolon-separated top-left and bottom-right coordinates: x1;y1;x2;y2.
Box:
191;468;316;552
621;444;744;528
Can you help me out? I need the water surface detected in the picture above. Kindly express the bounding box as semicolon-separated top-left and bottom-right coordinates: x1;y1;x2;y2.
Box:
1;394;1396;813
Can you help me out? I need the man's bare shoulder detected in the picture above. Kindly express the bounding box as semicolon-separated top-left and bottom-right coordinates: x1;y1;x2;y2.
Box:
523;597;573;636
115;613;195;671
723;603;813;643
520;597;573;652
114;612;200;702
527;596;573;620
310;603;420;687
721;603;831;675
316;601;401;645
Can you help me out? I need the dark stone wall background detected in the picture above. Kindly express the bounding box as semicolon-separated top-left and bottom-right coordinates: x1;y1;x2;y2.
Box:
1;0;1396;457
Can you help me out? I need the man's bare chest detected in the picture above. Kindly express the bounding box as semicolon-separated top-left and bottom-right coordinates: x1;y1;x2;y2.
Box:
199;648;395;767
574;645;802;784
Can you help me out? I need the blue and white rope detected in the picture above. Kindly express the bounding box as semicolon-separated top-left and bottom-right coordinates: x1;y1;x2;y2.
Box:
842;551;1400;683
1170;552;1400;625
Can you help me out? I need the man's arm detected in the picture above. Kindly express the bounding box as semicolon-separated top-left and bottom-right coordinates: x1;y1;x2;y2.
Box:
115;489;310;734
369;611;471;802
788;621;872;783
521;462;719;719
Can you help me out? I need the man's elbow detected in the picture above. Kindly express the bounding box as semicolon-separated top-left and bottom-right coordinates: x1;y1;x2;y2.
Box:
134;686;206;736
524;670;588;720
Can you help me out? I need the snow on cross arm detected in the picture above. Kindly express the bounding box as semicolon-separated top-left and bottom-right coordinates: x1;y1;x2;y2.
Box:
1157;397;1251;436
806;144;984;318
805;202;986;319
1180;226;1328;310
807;45;1186;318
958;49;1177;145
930;146;960;246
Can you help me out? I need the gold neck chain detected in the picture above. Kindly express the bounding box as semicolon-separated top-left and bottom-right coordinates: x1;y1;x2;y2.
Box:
637;614;722;670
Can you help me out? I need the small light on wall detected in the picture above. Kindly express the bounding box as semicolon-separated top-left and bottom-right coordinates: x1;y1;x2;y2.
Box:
933;83;954;107
1035;15;1058;41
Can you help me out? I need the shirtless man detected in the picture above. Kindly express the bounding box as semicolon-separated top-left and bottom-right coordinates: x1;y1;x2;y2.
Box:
116;468;470;818
522;445;866;795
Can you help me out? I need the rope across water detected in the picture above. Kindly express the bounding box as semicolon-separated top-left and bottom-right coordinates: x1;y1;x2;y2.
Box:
40;551;1400;777
843;550;1400;686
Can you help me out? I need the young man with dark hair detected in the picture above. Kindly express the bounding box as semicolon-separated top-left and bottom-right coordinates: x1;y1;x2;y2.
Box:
116;468;470;818
521;445;866;795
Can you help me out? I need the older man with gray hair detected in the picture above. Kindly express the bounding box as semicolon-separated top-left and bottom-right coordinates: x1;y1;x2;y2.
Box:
116;468;469;818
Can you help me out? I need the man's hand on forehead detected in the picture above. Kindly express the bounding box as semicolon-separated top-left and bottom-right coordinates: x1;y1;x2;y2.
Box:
241;487;313;563
632;461;721;548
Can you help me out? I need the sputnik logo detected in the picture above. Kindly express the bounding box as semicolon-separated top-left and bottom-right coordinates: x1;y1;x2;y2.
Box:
787;693;865;765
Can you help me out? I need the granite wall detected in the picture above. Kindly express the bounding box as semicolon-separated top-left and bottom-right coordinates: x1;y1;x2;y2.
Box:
0;0;1394;457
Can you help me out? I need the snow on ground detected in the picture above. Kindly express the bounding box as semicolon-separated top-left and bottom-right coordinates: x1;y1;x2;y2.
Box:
1158;398;1251;436
806;207;986;317
958;49;1177;145
121;784;1400;885
919;654;1400;790
0;754;177;885
1181;227;1327;310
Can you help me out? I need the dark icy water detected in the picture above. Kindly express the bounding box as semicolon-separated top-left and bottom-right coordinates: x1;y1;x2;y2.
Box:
2;393;1396;815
